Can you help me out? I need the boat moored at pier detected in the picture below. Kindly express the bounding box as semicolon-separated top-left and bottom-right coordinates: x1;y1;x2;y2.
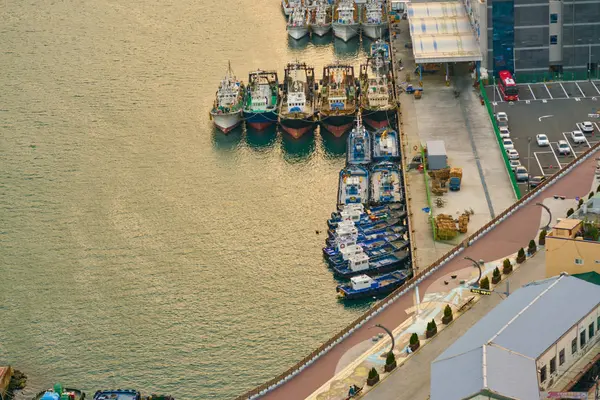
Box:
243;70;280;131
210;62;244;133
338;165;369;206
336;271;409;300
372;128;400;161
360;0;388;40
93;390;140;400
319;63;358;137
346;117;372;165
331;246;411;278
278;62;318;138
287;6;310;40
308;1;333;36
359;50;397;129
332;0;360;42
34;384;85;400
282;0;302;16
370;162;403;205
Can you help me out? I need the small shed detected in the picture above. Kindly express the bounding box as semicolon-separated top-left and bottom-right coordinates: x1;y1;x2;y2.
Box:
426;140;448;170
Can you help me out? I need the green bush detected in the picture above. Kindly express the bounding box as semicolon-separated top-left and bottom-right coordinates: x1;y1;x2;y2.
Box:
503;259;511;269
443;304;452;318
368;367;379;380
589;192;595;200
539;230;546;245
517;247;526;263
597;184;600;193
528;239;537;253
431;319;437;330
578;199;584;208
493;267;501;278
410;333;419;345
386;351;396;365
480;276;490;290
567;208;574;217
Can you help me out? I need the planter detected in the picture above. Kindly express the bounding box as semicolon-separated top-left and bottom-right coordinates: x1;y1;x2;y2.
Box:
442;314;453;325
492;275;501;285
425;329;437;339
409;342;420;352
384;361;397;372
502;266;513;275
516;255;526;264
539;238;546;246
367;375;380;386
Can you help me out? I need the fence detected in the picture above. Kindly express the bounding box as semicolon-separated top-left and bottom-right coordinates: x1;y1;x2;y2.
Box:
234;139;600;400
479;80;522;199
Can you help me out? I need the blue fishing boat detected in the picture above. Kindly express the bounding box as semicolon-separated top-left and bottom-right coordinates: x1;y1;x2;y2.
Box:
327;213;404;239
327;203;401;229
325;224;406;247
337;270;409;300
326;239;409;267
370;162;403;205
243;70;279;131
372;128;400;161
93;390;140;400
347;117;372;165
338;165;369;205
332;248;411;278
323;234;406;258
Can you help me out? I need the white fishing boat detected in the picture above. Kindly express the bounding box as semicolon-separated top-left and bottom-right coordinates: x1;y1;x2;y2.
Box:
287;6;310;40
209;62;244;133
308;1;333;37
282;0;302;16
332;0;359;42
361;0;388;40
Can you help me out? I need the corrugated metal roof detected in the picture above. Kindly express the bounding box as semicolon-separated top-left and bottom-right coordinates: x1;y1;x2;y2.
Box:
485;345;539;400
426;140;446;156
430;347;483;400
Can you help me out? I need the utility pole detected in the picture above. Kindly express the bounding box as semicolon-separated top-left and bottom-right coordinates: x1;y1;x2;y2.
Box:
589;43;592;80
527;137;531;192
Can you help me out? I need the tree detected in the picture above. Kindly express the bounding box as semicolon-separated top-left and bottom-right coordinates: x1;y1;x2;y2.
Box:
367;366;380;386
539;230;546;246
516;248;526;263
442;304;453;324
480;276;490;290
567;208;574;217
410;333;419;345
528;239;537;254
386;351;396;365
502;258;513;274
368;367;379;379
578;198;584;209
589;192;595;200
426;319;438;338
492;267;501;284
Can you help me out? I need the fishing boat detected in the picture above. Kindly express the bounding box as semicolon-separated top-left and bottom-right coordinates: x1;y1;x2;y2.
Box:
370;162;403;205
287;6;310;40
336;271;409;300
278;62;317;139
308;1;333;36
347;116;372;165
325;224;407;248
370;39;391;62
360;0;388;40
332;247;411;278
34;384;85;400
209;62;244;133
282;0;302;16
326;237;409;266
243;70;280;131
319;63;358;137
93;390;141;400
323;233;407;258
338;165;369;206
372;127;400;160
332;0;360;42
359;54;396;129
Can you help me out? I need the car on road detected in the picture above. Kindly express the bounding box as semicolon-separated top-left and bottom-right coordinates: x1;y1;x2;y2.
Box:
536;134;550;147
571;130;586;144
507;149;520;160
580;121;594;134
529;175;547;188
515;166;529;182
509;159;521;171
502;138;515;150
557;140;571;155
499;126;510;138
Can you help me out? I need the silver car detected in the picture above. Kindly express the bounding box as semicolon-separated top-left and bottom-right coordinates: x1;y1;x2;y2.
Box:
536;134;549;146
515;166;528;182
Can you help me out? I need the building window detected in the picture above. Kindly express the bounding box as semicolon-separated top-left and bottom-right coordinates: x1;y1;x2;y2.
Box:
550;357;556;374
581;330;587;348
540;365;547;382
590;323;595;339
550;13;558;23
572;337;578;354
559;349;565;366
575;258;584;265
551;35;558;45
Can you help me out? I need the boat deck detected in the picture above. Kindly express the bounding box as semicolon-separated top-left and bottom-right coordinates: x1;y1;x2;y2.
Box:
338;173;369;205
372;131;400;160
371;169;402;204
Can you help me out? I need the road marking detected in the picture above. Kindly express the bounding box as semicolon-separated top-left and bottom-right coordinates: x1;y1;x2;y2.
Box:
526;100;530;104
534;152;550;176
559;82;569;98
544;84;553;99
562;132;577;155
594;122;600;133
528;84;536;100
575;82;586;97
583;134;592;148
592;81;600;95
549;142;562;168
538;115;553;121
495;85;504;102
575;98;581;102
492;102;498;106
543;99;547;103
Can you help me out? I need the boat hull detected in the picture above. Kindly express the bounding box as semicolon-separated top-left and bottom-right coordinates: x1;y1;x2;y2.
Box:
362;108;397;130
337;272;408;300
243;110;278;131
311;24;332;36
211;110;243;133
279;117;316;139
332;23;359;42
361;22;389;40
320;113;356;137
287;25;310;40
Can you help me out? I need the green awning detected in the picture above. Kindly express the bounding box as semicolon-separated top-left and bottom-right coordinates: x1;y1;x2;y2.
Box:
572;271;600;286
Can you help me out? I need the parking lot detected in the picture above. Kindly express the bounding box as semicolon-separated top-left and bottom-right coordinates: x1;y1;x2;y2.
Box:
485;80;600;103
491;97;600;193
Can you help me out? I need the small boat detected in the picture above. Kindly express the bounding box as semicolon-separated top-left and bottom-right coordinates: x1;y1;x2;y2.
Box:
34;384;85;400
142;396;174;400
287;6;310;40
278;61;317;138
332;247;411;278
282;0;302;16
338;165;369;206
325;225;406;247
370;39;391;62
209;62;244;134
337;271;409;300
243;70;280;131
308;1;332;36
360;53;397;130
319;63;359;137
370;162;403;205
360;0;388;40
93;390;141;400
326;239;409;266
372;128;400;160
332;0;359;42
347;117;372;165
323;235;407;258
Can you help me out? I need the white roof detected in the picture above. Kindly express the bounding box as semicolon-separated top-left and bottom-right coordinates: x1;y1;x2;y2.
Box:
407;2;482;63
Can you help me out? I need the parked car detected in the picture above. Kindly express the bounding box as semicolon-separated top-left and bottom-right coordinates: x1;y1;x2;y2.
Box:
507;149;520;160
529;175;547;188
509;159;521;171
496;112;508;123
499;126;510;138
515;166;529;182
536;134;550;147
580;121;594;134
557;140;571;155
571;130;586;144
502;138;515;150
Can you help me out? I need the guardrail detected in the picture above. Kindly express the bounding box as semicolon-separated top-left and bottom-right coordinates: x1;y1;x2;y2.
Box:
479;80;522;199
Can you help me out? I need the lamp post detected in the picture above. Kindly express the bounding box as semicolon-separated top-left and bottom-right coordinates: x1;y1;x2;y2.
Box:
527;137;531;192
535;202;553;231
370;324;395;356
464;257;484;287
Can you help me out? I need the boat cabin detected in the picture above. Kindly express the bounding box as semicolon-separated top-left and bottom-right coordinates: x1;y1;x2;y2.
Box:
336;2;356;24
286;90;306;113
339;207;363;222
348;252;370;271
340;243;363;260
344;176;362;196
364;1;383;23
249;84;275;111
377;132;396;155
350;274;376;290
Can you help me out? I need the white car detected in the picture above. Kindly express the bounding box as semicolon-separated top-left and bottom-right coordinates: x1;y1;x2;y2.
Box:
509;159;521;171
499;126;510;138
502;138;515;150
515;166;529;182
506;149;520;160
580;121;594;134
557;140;571;155
536;134;550;147
496;112;508;123
571;130;586;144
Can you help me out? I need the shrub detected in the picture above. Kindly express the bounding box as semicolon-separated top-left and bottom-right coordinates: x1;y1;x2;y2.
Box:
409;333;419;345
368;367;379;380
480;276;490;290
578;198;584;208
502;258;513;274
597;184;600;193
589;192;595;200
493;267;500;278
566;208;574;217
539;230;546;246
528;239;537;254
430;319;437;330
386;351;396;365
516;248;526;263
444;304;452;318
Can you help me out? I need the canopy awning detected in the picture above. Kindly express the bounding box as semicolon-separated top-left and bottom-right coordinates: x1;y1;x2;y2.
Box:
407;2;482;64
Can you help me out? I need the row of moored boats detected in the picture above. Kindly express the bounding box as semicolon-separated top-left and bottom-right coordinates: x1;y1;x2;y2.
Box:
327;114;412;301
35;386;173;400
210;41;396;139
283;0;389;42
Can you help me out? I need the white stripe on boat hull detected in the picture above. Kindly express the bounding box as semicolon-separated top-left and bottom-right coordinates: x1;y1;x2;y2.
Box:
287;26;310;40
361;23;388;40
311;24;332;37
211;110;243;133
332;23;359;42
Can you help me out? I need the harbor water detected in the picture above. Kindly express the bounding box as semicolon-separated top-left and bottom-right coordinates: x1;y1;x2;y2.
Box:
0;0;377;399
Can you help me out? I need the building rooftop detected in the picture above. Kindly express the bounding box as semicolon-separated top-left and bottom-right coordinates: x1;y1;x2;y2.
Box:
553;218;582;231
431;275;600;400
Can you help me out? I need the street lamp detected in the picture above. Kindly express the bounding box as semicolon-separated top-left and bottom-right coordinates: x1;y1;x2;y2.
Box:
535;202;553;231
370;324;395;356
464;257;484;287
527;137;532;192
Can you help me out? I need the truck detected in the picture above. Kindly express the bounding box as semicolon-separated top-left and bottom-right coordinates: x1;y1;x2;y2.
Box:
449;167;463;191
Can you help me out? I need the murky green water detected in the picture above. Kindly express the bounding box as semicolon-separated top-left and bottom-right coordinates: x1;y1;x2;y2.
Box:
0;0;375;398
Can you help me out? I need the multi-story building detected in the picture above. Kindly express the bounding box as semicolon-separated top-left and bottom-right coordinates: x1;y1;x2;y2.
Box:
430;274;600;400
